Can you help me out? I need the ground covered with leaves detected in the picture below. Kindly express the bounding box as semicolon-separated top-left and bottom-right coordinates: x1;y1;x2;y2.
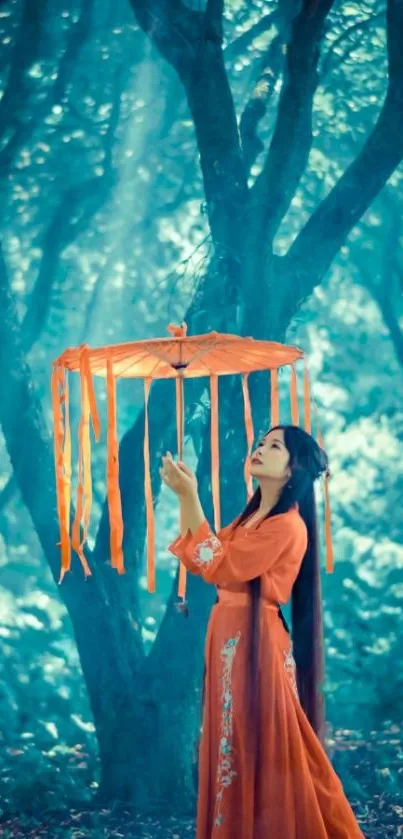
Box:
0;730;402;837
0;797;402;838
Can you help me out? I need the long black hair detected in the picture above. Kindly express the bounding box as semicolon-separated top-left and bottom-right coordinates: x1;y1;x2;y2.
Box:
236;424;328;745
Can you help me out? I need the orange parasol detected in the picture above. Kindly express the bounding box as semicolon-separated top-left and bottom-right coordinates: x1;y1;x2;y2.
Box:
51;323;333;597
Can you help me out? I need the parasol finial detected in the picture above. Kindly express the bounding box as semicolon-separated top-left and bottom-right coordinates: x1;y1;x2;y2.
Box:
167;322;187;337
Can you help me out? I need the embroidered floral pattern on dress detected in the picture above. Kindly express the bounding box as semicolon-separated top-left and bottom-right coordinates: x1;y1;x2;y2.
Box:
192;532;223;566
283;643;299;700
213;631;241;828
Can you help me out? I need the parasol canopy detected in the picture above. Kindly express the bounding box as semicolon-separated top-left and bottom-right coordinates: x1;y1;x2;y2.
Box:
51;323;333;597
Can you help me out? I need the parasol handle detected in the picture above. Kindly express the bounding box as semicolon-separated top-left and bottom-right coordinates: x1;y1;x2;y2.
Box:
175;373;187;608
175;375;184;460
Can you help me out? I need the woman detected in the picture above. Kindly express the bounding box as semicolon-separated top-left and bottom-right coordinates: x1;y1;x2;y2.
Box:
160;425;365;839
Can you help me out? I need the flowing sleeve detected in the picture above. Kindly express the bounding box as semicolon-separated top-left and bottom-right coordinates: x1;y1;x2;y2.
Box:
167;511;307;585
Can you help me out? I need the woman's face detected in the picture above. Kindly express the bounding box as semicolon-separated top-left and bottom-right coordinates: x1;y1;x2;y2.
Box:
250;428;290;481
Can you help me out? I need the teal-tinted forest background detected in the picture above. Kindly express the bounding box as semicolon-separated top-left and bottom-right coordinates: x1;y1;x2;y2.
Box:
0;0;402;836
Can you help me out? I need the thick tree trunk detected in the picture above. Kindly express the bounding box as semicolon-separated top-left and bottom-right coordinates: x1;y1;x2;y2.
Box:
94;674;201;811
0;244;245;813
94;371;260;812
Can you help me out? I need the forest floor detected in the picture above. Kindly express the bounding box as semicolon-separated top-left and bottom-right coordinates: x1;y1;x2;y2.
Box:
0;728;402;837
0;793;402;838
0;803;402;839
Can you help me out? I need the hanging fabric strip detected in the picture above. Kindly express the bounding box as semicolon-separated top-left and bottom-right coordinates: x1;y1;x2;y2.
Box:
62;369;72;556
51;365;71;582
144;378;155;592
270;368;279;427
290;363;299;425
82;364;92;549
176;375;187;600
107;356;124;574
210;374;221;532
71;354;92;577
303;357;312;434
241;374;254;501
317;428;334;574
81;345;101;441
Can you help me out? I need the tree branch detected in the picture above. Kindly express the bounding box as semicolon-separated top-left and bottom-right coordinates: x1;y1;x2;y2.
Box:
0;0;50;152
239;3;301;177
51;0;95;105
127;0;201;69
205;0;223;40
369;279;403;374
21;66;122;352
321;10;385;80
129;0;249;301
246;0;335;261
224;11;280;63
239;32;284;175
20;176;113;352
0;473;16;513
360;201;403;375
0;0;94;174
281;0;403;320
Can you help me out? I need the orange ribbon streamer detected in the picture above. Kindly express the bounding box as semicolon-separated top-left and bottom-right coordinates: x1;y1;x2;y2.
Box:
210;374;221;532
303;359;312;434
270;368;279;427
242;374;254;501
71;354;92;578
144;378;155;592
106;356;124;574
290;363;299;425
81;345;101;441
52;365;71;582
62;369;72;558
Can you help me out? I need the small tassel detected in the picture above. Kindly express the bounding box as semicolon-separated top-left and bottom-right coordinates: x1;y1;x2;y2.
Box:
106;356;124;574
51;365;71;582
144;378;155;592
241;374;254;501
176;375;187;601
303;358;312;434
270;368;279;427
210;374;221;532
290;363;299;426
317;429;334;574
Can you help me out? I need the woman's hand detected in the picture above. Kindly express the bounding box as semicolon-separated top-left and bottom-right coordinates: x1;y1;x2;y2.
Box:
159;452;198;498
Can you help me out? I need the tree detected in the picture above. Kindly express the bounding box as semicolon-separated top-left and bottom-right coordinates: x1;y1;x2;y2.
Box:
0;0;403;814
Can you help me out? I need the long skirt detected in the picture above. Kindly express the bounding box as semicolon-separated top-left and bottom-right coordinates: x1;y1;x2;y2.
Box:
196;597;366;839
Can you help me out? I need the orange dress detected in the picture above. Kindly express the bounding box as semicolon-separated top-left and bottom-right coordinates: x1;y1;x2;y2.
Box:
169;508;365;839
